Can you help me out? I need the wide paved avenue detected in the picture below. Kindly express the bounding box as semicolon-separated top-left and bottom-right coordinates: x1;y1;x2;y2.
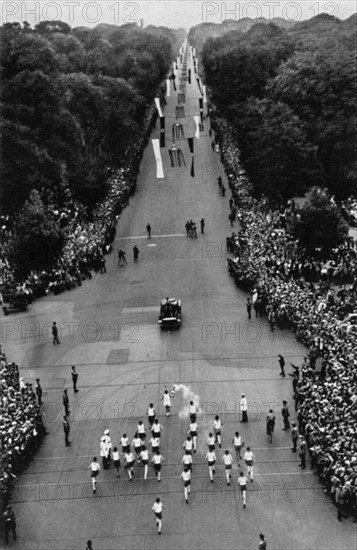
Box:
3;53;355;550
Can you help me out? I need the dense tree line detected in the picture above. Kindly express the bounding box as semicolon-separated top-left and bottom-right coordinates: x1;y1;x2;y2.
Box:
194;14;357;202
1;20;184;215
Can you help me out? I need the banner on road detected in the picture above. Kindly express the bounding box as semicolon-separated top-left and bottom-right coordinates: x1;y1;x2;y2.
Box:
154;98;163;118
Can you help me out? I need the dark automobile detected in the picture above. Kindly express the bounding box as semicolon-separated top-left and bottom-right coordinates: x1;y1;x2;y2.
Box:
158;297;182;328
1;291;30;315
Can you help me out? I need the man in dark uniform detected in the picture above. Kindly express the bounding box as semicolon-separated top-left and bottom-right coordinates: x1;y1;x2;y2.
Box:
63;389;70;416
3;504;17;544
258;532;267;549
246;297;252;319
291;421;298;452
133;245;139;262
52;321;60;345
63;416;71;446
35;378;43;406
146;223;151;238
281;400;290;430
200;218;205;234
298;435;307;469
278;354;286;377
71;366;79;393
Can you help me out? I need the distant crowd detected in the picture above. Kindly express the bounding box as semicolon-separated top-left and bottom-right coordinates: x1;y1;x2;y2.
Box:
0;350;47;507
214;116;357;522
0;105;158;300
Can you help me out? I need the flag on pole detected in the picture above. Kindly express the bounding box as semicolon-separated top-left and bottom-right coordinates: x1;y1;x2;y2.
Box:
197;79;203;95
194;116;200;139
187;137;195;177
155;98;163;118
160;117;165;148
166;79;171;97
199;98;204;123
152;139;164;178
188;69;191;84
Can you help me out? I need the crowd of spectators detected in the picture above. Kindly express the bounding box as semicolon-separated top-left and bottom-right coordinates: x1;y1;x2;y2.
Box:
0;105;158;301
0;349;47;508
214;116;357;522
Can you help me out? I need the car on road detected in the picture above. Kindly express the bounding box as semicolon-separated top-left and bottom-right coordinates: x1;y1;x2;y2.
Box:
158;297;182;328
1;291;29;315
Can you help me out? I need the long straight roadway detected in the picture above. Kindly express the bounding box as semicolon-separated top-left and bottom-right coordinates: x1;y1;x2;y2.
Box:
2;47;355;550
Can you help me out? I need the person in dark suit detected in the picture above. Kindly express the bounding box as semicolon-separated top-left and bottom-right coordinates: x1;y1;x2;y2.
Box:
52;321;60;345
63;416;71;446
63;389;70;416
278;355;286;377
3;505;17;544
281;400;290;430
71;366;79;393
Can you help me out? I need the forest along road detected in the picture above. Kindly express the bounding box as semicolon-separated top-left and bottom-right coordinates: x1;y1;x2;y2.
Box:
3;53;356;550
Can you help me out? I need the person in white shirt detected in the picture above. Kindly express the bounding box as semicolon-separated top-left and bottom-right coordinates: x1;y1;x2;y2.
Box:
243;447;255;481
102;429;112;461
124;450;135;480
232;431;243;463
151;450;164;482
137;420;146;442
132;433;142;462
188;401;198;422
180;466;191;503
182;450;193;472
222;450;234;485
183;436;193;454
161;389;171;416
120;434;130;454
152;419;164;439
147;403;156;428
205;449;217;482
213;415;223;448
100;436;109;470
240;393;248;423
237;471;248;508
188;421;198;453
149;435;160;453
140;445;149;479
89;457;100;493
152;497;165;534
112;447;120;478
207;432;215;452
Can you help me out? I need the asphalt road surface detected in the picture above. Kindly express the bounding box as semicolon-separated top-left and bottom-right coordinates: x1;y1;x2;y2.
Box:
2;63;356;550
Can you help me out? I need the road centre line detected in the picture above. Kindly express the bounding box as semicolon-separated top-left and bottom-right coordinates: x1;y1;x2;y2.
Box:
116;233;186;240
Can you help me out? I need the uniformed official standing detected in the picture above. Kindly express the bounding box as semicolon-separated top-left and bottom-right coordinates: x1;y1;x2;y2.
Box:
35;378;42;406
3;505;17;544
63;389;70;416
71;365;79;393
63;416;71;446
291;422;298;452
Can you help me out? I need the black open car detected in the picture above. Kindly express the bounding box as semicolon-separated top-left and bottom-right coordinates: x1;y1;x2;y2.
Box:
1;290;31;315
158;297;182;328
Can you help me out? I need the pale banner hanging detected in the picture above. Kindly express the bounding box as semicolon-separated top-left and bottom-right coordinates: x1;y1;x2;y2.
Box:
154;98;163;118
166;79;171;97
203;85;207;104
152;139;164;178
194;115;200;139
